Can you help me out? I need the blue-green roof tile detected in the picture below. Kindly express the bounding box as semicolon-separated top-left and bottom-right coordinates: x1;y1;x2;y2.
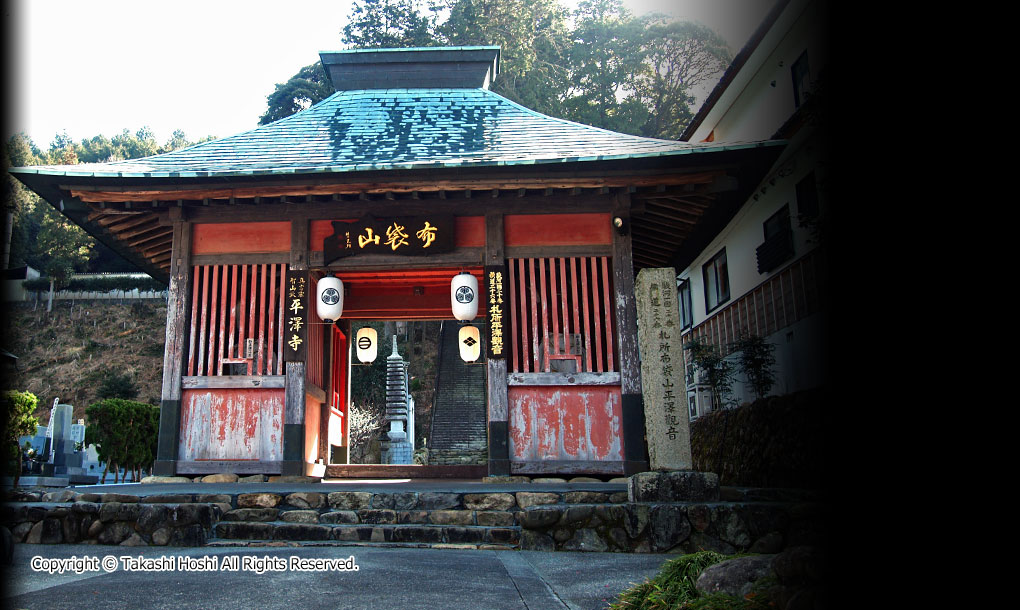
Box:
13;88;778;179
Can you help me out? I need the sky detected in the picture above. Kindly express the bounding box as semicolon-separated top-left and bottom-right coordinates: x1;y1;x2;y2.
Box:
4;0;774;150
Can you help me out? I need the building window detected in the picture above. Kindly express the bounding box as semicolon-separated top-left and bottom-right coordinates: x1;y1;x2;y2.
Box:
791;51;810;108
763;205;791;242
796;172;819;220
702;249;729;312
677;278;693;330
756;205;794;273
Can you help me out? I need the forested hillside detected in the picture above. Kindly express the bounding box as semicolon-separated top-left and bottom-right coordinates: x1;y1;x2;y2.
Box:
1;300;166;422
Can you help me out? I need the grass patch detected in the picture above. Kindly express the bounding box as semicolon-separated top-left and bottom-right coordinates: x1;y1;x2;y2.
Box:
610;551;774;610
682;592;771;609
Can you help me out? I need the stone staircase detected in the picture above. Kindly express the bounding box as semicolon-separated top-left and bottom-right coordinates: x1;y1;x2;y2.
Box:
427;321;488;466
210;490;521;549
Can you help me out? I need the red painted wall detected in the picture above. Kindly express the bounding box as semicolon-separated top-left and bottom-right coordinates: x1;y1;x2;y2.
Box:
304;392;322;465
504;214;611;246
192;222;290;254
179;388;284;461
508;386;623;462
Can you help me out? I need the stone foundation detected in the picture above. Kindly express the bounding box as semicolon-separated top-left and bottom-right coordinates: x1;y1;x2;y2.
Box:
2;482;824;554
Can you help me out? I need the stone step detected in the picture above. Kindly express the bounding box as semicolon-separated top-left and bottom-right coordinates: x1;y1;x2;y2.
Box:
206;540;517;551
217;507;518;528
5;481;825;555
212;521;520;547
429;320;488;457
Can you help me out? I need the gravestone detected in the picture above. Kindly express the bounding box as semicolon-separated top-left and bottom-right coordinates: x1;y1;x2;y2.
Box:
44;399;96;484
47;400;73;467
635;268;693;471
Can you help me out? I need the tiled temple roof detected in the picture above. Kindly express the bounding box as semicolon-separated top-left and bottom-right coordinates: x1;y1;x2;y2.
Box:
12;89;770;179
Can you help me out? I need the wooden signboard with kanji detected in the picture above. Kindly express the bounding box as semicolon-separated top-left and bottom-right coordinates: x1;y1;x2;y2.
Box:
486;264;507;360
284;269;308;362
324;215;455;265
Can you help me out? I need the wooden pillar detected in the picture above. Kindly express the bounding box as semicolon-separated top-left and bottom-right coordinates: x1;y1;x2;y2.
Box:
154;218;191;476
281;218;309;476
612;193;649;474
485;210;510;476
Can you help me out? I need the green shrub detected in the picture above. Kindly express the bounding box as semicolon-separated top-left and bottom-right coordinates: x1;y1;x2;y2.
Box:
97;370;139;400
731;334;776;401
84;398;159;483
682;593;771;609
684;338;734;409
611;551;729;610
2;391;40;485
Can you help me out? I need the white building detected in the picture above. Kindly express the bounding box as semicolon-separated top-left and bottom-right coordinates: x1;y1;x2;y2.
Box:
678;0;830;417
2;265;40;302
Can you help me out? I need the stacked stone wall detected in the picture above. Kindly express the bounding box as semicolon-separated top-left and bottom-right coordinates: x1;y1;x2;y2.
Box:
3;485;824;555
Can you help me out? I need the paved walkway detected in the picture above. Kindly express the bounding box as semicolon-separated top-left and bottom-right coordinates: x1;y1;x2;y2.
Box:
5;543;675;610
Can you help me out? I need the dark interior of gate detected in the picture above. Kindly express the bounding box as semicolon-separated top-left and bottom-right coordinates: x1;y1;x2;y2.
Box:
177;212;625;477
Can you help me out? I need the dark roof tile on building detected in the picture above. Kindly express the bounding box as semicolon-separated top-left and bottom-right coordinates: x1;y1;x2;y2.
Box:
13;89;770;179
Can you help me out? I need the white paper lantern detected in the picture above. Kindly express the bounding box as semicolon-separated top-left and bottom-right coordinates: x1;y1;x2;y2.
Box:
356;327;378;363
451;272;478;321
316;275;344;322
459;325;481;362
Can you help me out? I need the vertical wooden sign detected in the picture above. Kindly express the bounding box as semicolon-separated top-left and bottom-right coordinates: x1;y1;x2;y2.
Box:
284;270;308;362
635;267;692;470
486;264;507;360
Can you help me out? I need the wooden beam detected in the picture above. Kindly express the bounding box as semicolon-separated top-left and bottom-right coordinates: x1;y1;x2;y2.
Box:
291;218;309;270
181;376;286;389
126;229;173;249
68;171;725;203
142;237;175;257
507;372;621;386
510;460;625;475
505;245;612;259
95;212;148;228
156;220;191;472
612;191;648;475
485;210;504;266
309;248;483;269
174;194;616;224
177;460;283;475
484;209;509;475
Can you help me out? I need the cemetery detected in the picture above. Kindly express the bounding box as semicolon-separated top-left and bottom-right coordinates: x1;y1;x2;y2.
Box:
15;399;99;487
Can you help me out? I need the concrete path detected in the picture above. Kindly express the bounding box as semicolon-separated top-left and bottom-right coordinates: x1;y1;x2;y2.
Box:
4;544;675;610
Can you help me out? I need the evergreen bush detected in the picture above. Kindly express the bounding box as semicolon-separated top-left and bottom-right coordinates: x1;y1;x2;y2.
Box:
84;398;159;483
97;370;139;401
2;391;40;487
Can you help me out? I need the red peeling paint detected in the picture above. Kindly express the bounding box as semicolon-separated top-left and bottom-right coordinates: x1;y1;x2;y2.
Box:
180;389;284;461
508;386;623;462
